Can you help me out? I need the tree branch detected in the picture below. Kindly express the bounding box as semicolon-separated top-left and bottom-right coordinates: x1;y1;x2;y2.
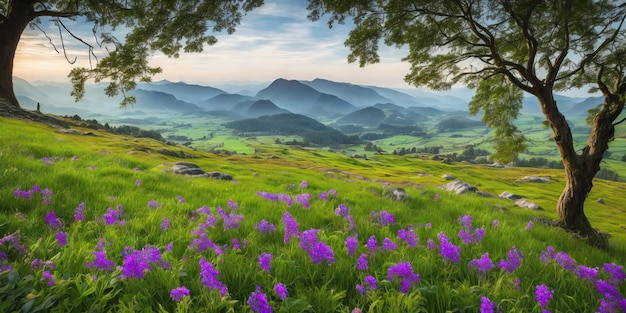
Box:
613;117;626;126
56;18;99;67
34;9;79;18
31;22;60;54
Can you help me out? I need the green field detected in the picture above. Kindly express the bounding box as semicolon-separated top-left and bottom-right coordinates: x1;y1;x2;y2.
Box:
2;115;626;312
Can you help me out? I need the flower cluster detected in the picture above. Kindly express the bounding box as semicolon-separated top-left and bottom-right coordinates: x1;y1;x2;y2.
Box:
282;211;300;243
397;225;418;247
217;205;244;230
255;219;276;234
295;193;312;209
103;205;125;225
120;245;170;279
160;217;171;231
468;253;494;277
480;296;497;313
498;246;523;273
85;251;115;271
170;286;190;302
45;211;62;230
247;285;272;313
274;282;288;300
371;210;394;226
356;275;377;294
258;252;272;273
41;270;54;286
148;199;162;209
74;202;85;222
199;258;228;296
356;254;368;271
535;284;553;311
299;229;335;264
438;232;461;264
55;232;68;248
382;237;398;251
345;235;358;256
457;215;484;244
387;261;420;293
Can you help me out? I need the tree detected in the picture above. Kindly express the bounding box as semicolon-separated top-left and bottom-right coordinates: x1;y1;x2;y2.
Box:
0;0;263;108
307;0;626;247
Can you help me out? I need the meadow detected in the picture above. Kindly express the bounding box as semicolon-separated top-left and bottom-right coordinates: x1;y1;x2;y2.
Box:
1;116;626;312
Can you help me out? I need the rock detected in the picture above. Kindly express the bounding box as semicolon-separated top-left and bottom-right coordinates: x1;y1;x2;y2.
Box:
517;176;551;183
515;198;543;210
499;191;522;200
441;174;456;180
172;162;205;175
476;191;495;197
207;172;222;179
597;198;605;204
387;187;410;201
219;173;234;181
442;180;477;195
60;128;84;135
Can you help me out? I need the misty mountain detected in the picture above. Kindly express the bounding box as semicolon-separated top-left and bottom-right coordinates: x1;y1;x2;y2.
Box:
139;80;225;104
301;78;392;107
254;79;356;116
563;97;604;116
337;107;386;127
244;100;290;118
127;89;201;113
198;93;254;111
521;94;590;115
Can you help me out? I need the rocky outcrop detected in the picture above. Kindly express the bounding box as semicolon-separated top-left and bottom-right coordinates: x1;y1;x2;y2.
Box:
384;187;410;201
517;176;551;183
441;180;477;195
171;162;233;180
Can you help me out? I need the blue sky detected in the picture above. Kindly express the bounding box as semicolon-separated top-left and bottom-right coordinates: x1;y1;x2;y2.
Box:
14;0;411;88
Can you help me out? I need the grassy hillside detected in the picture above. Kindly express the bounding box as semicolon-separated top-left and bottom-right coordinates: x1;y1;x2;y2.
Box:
1;116;626;312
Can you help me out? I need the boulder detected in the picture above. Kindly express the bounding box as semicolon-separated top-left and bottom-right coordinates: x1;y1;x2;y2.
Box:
442;180;477;195
388;187;410;201
515;198;543;210
517;176;551;183
219;173;234;181
172;162;205;175
441;174;456;180
499;191;522;200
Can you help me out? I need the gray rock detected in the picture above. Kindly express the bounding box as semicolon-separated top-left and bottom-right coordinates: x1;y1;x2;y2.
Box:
499;191;522;200
442;174;456;180
517;176;551;183
219;173;234;181
207;172;222;179
442;181;477;195
515;198;543;210
389;187;410;201
172;162;205;175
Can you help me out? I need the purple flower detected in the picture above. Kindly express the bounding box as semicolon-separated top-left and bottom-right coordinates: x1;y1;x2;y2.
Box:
274;282;288;300
85;251;115;271
120;245;170;279
356;254;368;271
480;296;497;313
55;232;68;248
498;246;523;273
540;246;556;263
199;258;228;296
282;212;300;243
366;235;377;255
425;223;432;229
300;229;335;264
398;226;418;247
295;193;312;209
160;217;171;231
603;263;625;285
176;195;186;203
458;215;473;229
346;235;358;256
459;228;474;245
469;253;494;277
474;228;485;243
382;237;398;251
30;184;41;193
41;188;53;205
103;206;125;225
318;192;328;201
372;210;395;226
574;265;599;283
247;285;272;313
555;252;576;271
189;233;217;253
525;220;533;231
259;252;272;273
148;199;162;209
492;219;499;230
427;238;436;250
170;286;190;302
255;219;276;234
45;211;62;230
133;167;139;172
356;275;378;294
535;284;553;308
42;270;54;286
165;242;173;253
134;179;142;186
74;202;85;222
596;279;621;300
335;204;350;218
299;180;308;189
388;261;420;293
438;232;461;264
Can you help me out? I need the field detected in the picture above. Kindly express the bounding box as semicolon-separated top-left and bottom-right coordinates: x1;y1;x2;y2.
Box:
2;116;626;312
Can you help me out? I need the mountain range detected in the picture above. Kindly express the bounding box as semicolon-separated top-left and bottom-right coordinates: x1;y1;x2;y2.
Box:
13;76;603;128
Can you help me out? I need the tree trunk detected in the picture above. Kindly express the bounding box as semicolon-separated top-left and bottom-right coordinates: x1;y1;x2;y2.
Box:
0;1;36;108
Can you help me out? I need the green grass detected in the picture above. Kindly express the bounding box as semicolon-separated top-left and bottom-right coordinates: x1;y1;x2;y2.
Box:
1;116;626;312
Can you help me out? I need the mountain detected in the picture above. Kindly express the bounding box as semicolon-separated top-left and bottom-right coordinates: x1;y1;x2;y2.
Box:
254;78;356;116
128;89;201;113
301;78;392;107
563;96;604;116
244;100;290;118
138;80;225;104
198;93;253;111
337;107;386;127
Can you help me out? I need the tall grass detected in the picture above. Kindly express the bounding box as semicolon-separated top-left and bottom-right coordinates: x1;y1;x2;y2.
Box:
1;116;625;312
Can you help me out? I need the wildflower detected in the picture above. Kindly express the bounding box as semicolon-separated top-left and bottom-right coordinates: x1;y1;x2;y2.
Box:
300;229;335;264
459;228;474;245
346;235;358;256
165;242;173;253
160;217;171;231
469;253;494;277
42;270;54;286
328;189;338;197
603;263;625;285
540;246;556;263
356;275;377;294
247;285;272;313
356;254;368;271
282;211;300;243
30;184;41;193
382;237;398;251
492;219;499;230
398;226;418;247
85;251;115;271
120;245;170;279
318;191;328;201
73;155;79;161
372;210;395;226
474;228;485;243
258;253;272;273
199;258;227;296
425;223;432;229
45;211;62;230
170;286;190;302
434;193;439;200
458;215;473;229
335;204;350;218
89;165;95;170
74;202;85;222
177;195;186;203
189;233;217;253
299;180;308;189
535;284;554;309
388;261;420;293
498;246;523;273
513;277;521;290
525;220;533;231
346;215;356;233
366;235;377;255
148;199;162;209
103;206;125;225
427;238;436;250
574;265;599;283
555;252;576;271
438;232;461;264
295;193;312;209
274;282;288;300
255;219;276;234
55;232;68;248
480;296;497;313
596;280;621;300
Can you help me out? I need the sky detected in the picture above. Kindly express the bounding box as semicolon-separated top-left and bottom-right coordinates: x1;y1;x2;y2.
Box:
13;0;413;89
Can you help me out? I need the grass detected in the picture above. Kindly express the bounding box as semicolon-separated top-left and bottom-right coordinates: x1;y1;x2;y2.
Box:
1;116;626;312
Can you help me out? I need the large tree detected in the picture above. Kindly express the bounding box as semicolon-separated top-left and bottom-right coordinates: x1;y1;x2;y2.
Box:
0;0;263;108
307;0;626;247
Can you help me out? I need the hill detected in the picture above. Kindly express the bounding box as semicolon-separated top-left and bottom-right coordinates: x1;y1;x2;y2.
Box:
301;78;392;107
138;80;225;104
336;106;386;127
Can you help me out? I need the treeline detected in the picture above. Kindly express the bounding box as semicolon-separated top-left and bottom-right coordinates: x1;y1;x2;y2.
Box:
65;114;163;141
